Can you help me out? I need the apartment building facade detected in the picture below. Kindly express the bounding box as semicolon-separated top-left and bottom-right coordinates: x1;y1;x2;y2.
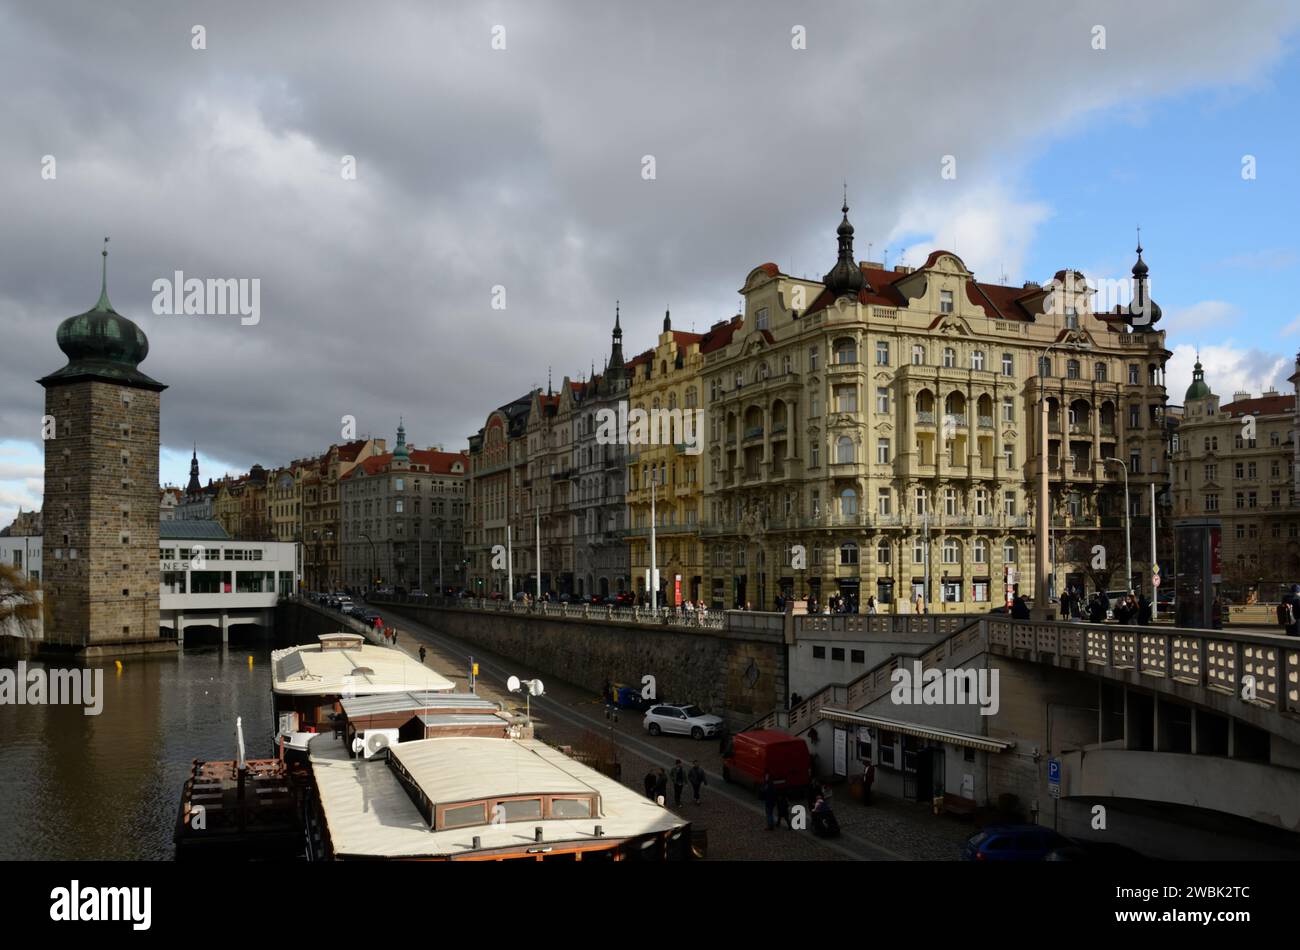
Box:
698;204;1171;611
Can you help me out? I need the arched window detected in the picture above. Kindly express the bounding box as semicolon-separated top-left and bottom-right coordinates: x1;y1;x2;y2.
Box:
913;537;927;564
1003;540;1017;563
836;436;854;464
835;339;857;364
942;538;961;564
839;542;859;566
668;392;677;410
877;540;891;565
973;539;988;564
840;488;858;516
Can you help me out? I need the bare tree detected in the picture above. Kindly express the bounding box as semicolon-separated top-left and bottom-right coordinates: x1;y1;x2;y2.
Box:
0;563;42;638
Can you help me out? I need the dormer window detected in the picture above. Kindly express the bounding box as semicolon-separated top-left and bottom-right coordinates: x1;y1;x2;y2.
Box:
940;290;954;314
755;307;769;330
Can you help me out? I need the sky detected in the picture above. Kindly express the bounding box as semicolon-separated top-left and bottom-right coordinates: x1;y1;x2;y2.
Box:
2;0;1300;528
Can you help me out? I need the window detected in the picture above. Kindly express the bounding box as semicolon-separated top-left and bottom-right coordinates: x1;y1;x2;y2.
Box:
971;350;985;371
914;488;928;514
809;346;819;371
836;437;854;464
755;307;769;330
1038;356;1052;377
877;540;891;565
838;489;859;518
1001;397;1014;422
1095;362;1107;382
1003;444;1014;467
394;478;404;491
974;489;988;516
942;538;960;564
973;539;988;564
831;647;845;662
1128;364;1139;385
1204;493;1219;512
1064;307;1079;331
877;488;891;515
1067;360;1080;380
876;387;890;413
1002;353;1014;376
1004;491;1017;516
912;345;926;365
840;542;859;565
813;646;826;659
1129;405;1141;428
1003;540;1017;563
940;289;954;314
876;341;890;365
944;487;958;516
877;438;891;464
810;442;820;467
943;347;956;368
913;538;927;565
851;649;865;664
836;386;857;412
441;803;487;829
835;339;857;364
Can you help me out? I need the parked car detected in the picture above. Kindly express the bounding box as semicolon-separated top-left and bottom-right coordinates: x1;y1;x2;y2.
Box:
408;590;429;603
642;703;724;740
614;591;636;607
1044;839;1150;862
721;729;811;790
357;609;382;626
961;825;1073;862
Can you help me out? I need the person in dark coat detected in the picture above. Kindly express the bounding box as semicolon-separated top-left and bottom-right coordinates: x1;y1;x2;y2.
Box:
654;768;668;805
776;789;792;828
1137;593;1152;626
418;645;427;664
688;761;706;804
644;770;657;800
1010;594;1031;619
670;759;686;807
760;774;777;830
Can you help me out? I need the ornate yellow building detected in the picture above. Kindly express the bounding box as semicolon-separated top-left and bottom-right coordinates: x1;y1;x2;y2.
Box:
625;312;741;604
699;204;1172;611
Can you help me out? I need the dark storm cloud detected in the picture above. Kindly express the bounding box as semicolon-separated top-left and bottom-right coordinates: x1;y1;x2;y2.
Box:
1;0;1297;496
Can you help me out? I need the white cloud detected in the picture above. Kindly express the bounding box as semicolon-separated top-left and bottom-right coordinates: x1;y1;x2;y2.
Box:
1166;301;1244;334
1167;343;1292;405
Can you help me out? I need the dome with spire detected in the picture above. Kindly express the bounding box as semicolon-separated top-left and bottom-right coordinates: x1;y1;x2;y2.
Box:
1126;238;1162;330
822;201;869;300
1185;358;1210;402
393;419;410;462
40;239;165;391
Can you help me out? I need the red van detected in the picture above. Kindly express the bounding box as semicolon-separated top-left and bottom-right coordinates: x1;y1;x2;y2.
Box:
722;730;812;790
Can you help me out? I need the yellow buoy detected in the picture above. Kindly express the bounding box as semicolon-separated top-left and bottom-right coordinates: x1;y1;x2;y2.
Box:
114;660;123;673
247;655;254;667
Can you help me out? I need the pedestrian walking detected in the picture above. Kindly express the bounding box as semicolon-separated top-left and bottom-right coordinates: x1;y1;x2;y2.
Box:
867;596;877;615
688;761;706;804
643;769;657;800
670;759;686;807
418;645;427;664
863;762;876;804
654;767;668;806
760;774;777;830
776;789;791;828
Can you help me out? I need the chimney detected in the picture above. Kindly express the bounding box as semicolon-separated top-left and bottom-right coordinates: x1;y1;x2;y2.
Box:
1232;391;1250;403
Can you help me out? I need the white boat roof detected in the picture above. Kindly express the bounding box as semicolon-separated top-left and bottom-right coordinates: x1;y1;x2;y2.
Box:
338;691;500;718
272;639;454;696
309;734;685;858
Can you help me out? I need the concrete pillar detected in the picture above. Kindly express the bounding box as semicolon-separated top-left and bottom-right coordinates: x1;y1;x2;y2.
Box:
1190;706;1199;754
221;612;229;644
1122;687;1130;750
176;611;184;645
1152;694;1160;753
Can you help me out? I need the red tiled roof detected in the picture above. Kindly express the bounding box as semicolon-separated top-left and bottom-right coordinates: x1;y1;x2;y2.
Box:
1221;394;1294;417
671;330;704;349
410;449;469;474
701;314;744;353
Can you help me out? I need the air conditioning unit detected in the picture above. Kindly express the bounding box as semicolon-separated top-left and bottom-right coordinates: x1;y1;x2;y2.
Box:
278;712;298;737
354;728;399;760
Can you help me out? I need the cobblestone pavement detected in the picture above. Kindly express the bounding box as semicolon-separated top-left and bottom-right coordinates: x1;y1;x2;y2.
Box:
384;608;968;861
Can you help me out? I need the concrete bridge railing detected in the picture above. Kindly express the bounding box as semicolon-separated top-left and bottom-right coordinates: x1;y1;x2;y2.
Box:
374;595;727;629
986;617;1300;745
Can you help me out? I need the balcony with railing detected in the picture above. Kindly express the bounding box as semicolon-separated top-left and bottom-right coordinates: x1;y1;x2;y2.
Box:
743;426;764;442
916;411;935;425
944;413;968;429
977;415;994;428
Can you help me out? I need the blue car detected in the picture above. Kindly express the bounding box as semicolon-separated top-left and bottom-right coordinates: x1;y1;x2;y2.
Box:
961;825;1072;862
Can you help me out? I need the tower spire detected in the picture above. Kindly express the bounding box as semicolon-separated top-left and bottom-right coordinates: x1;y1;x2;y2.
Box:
95;236;112;312
823;192;868;299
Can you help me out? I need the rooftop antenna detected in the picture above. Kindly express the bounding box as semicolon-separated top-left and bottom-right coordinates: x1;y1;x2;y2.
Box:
883;248;889;271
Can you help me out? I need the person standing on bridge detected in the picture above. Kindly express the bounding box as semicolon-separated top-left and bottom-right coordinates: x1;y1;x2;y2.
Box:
1280;585;1300;637
644;769;657;800
418;645;427;664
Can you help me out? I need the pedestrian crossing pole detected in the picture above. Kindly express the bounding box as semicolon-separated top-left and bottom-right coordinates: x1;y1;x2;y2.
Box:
1151;482;1159;621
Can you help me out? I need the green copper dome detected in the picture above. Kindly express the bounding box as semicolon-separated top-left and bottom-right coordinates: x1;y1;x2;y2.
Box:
39;241;165;392
1185;359;1210;401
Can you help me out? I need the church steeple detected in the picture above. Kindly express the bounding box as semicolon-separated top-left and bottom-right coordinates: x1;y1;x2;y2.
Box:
186;445;202;496
663;308;672;334
393;418;410;466
607;301;627;389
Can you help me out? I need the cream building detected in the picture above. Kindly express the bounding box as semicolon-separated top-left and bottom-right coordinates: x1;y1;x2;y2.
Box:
1173;359;1300;595
699;203;1171;612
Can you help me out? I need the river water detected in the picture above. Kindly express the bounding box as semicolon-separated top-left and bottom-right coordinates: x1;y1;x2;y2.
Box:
0;644;278;860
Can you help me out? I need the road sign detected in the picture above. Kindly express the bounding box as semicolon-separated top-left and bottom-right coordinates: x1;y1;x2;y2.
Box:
1048;757;1061;798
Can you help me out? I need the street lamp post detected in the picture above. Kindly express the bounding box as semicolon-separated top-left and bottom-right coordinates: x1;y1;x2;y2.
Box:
1034;339;1090;618
1104;457;1133;594
361;532;377;590
649;468;659;611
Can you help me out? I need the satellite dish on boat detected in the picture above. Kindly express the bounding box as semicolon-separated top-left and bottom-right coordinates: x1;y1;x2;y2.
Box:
528;679;545;697
507;675;522;693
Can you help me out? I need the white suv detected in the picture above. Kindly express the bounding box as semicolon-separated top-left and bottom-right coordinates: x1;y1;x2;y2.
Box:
643;703;724;740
